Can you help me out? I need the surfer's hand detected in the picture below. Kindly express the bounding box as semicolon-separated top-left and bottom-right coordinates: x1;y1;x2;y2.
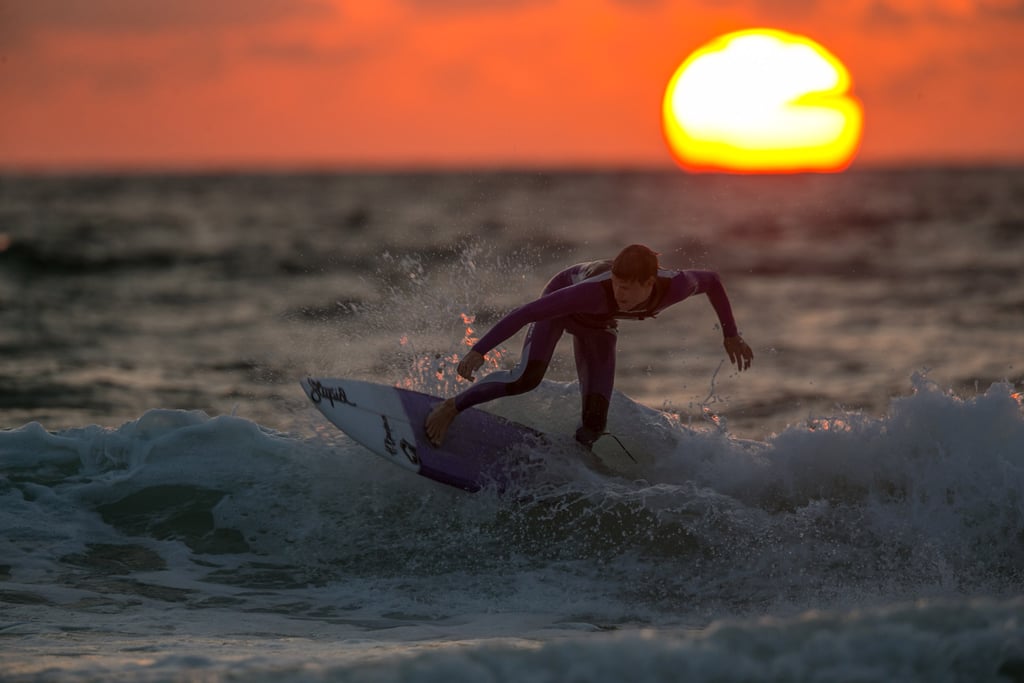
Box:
724;336;753;371
458;351;485;381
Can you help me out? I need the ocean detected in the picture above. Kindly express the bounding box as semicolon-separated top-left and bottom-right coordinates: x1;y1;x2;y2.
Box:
1;168;1022;682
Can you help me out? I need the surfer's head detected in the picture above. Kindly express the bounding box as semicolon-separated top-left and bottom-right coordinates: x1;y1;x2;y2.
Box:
612;244;659;283
611;244;658;311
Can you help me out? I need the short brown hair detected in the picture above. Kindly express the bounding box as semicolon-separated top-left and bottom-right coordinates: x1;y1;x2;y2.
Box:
611;244;660;282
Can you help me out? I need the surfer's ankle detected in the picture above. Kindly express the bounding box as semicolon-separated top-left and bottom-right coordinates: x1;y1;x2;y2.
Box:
425;399;458;446
429;399;456;421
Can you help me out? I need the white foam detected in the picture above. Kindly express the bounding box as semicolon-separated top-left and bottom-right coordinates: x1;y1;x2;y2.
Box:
2;375;1022;647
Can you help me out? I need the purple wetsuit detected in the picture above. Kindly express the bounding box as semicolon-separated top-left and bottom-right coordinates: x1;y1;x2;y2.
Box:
454;260;739;446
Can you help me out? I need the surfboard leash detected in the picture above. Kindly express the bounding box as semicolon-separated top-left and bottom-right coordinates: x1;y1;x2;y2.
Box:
599;432;638;463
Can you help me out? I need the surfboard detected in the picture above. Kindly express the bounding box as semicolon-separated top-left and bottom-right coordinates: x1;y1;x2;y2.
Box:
300;377;546;492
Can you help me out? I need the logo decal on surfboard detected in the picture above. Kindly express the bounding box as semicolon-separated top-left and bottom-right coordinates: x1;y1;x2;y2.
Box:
382;415;419;465
307;379;357;408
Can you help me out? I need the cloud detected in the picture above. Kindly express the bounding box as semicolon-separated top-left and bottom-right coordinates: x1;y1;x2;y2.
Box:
0;0;343;91
247;39;378;65
0;2;335;99
1;0;336;37
684;0;1024;24
399;0;550;13
864;0;1024;24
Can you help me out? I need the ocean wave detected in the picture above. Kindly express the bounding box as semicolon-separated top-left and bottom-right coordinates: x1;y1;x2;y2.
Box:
316;598;1024;683
7;598;1017;683
2;376;1022;621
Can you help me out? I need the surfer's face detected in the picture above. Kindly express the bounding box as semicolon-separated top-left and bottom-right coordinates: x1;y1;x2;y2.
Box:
611;275;655;311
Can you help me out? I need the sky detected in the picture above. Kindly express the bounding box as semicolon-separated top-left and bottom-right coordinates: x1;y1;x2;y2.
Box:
1;0;1022;171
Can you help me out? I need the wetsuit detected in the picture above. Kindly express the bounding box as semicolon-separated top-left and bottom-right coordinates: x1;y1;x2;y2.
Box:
453;260;740;447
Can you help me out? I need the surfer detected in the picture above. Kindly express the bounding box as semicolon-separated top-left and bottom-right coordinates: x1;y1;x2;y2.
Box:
425;244;753;449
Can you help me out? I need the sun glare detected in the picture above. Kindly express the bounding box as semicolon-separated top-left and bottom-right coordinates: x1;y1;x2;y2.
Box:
663;29;863;173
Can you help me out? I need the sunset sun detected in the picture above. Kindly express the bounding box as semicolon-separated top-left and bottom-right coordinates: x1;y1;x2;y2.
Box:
663;29;863;173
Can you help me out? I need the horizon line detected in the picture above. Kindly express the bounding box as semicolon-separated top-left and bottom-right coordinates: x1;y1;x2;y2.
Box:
2;158;1023;177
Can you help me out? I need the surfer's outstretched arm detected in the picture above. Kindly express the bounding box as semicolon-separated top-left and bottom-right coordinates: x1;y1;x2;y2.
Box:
678;270;753;371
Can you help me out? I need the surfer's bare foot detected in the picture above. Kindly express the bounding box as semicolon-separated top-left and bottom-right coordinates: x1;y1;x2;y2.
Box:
425;398;458;447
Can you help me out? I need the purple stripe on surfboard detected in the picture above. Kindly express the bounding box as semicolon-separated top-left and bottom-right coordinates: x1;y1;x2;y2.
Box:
396;389;544;492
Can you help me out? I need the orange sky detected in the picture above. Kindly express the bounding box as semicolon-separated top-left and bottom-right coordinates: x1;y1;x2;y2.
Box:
1;0;1022;171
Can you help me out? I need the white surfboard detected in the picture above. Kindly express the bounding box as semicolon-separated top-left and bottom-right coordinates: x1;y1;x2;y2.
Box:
300;377;547;492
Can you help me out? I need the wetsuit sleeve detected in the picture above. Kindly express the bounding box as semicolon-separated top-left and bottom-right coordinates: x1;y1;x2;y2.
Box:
471;282;608;355
664;270;740;338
